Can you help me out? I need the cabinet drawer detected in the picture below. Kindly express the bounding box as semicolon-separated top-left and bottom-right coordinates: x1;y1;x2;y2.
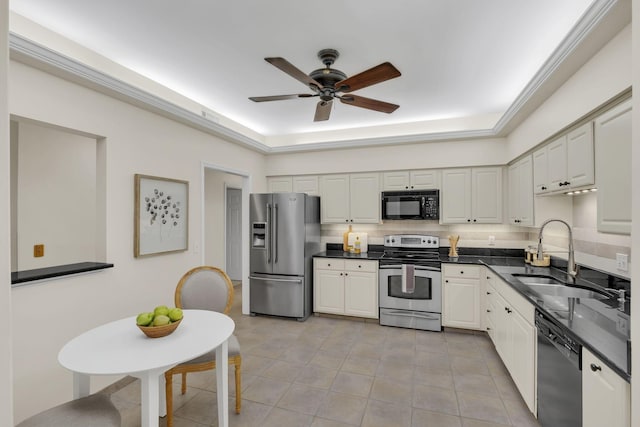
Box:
344;260;378;273
443;264;481;279
314;258;345;271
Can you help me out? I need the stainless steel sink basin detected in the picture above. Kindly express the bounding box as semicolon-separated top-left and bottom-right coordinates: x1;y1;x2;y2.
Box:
513;274;610;299
513;274;564;285
526;283;609;299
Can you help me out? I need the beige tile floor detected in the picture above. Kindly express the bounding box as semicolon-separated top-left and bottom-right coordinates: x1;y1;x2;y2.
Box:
109;286;540;427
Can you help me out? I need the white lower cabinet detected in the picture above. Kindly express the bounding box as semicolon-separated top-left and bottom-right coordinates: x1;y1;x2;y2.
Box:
484;268;536;413
582;347;630;427
442;264;483;330
314;258;378;319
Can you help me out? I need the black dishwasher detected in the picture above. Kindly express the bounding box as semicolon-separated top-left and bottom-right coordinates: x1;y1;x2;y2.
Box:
535;310;582;426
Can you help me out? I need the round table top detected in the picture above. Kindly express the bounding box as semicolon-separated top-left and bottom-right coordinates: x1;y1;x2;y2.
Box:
58;309;235;376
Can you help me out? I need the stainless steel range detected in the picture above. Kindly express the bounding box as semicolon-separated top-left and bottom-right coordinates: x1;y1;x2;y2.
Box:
379;234;442;331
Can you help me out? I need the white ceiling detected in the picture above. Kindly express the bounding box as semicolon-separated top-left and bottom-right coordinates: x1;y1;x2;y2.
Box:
9;0;613;149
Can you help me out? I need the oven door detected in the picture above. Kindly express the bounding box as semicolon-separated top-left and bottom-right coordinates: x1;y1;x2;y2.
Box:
379;264;442;313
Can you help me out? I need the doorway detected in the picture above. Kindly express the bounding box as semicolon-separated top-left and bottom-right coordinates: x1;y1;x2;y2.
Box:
225;186;242;282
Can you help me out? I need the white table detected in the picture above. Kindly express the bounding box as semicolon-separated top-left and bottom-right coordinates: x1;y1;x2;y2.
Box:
58;309;234;427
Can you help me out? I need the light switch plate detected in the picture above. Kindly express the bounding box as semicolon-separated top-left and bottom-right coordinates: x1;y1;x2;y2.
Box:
616;253;628;272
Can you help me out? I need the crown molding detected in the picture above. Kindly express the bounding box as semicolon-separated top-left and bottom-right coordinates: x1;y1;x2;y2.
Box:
8;32;272;154
493;0;622;134
8;0;620;155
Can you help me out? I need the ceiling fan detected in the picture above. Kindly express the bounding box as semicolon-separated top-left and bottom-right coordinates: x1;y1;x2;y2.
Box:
249;49;401;122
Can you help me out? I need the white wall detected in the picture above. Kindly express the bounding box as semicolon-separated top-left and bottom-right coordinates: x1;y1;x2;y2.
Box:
266;137;508;176
1;1;15;425
15;121;97;270
631;0;639;424
9;59;266;422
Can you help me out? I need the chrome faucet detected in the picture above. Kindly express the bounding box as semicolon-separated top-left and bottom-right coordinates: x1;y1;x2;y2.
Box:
537;219;578;278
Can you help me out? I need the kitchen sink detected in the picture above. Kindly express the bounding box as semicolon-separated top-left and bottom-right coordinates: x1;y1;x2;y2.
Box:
526;283;609;299
512;274;564;285
513;274;610;299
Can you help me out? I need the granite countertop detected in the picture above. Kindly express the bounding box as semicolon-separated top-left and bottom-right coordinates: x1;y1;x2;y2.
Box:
11;262;114;286
313;246;631;381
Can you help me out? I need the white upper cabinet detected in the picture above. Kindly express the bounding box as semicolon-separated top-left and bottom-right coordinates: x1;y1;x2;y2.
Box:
441;167;502;224
293;175;319;195
508;156;534;226
533;121;594;194
567;123;595;188
382;169;439;191
595;99;632;234
267;176;293;193
320;173;380;224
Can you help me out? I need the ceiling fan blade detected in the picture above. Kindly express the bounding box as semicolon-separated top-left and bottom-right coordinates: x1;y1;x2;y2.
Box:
314;100;332;121
249;94;314;102
265;57;324;90
339;94;399;113
335;62;401;93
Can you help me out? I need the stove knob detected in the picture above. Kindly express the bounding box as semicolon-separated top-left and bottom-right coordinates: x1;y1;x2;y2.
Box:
427;240;432;244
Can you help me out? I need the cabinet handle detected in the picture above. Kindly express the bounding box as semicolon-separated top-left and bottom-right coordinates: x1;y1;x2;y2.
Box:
486;276;490;280
473;219;477;222
541;186;547;190
405;186;409;189
358;265;362;268
467;219;471;222
487;291;491;295
410;185;414;189
350;219;354;222
327;263;331;267
445;280;449;283
487;327;492;331
345;219;349;223
590;364;602;372
460;271;464;274
504;307;512;313
340;273;343;276
486;309;491;313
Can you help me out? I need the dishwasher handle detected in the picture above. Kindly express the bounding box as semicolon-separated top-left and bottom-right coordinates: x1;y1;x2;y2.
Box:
537;315;581;370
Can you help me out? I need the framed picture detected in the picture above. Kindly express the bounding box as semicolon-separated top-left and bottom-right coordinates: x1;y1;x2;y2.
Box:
134;174;189;257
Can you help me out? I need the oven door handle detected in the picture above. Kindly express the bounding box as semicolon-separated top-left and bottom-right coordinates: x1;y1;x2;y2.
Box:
385;309;440;320
379;264;441;272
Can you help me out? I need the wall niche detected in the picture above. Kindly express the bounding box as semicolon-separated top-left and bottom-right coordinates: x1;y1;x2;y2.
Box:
10;117;109;283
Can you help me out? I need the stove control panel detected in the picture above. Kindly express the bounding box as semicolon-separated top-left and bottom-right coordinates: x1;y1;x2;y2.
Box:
384;234;439;248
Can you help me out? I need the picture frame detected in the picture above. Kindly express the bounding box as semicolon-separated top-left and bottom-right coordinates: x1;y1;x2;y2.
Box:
134;174;189;258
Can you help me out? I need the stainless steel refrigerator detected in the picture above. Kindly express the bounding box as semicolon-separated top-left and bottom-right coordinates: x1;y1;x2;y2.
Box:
249;193;320;320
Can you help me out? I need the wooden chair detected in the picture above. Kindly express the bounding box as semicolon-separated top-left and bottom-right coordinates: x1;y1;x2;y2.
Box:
164;266;241;427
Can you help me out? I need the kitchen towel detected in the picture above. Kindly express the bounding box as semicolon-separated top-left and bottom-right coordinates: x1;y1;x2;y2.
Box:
402;264;415;294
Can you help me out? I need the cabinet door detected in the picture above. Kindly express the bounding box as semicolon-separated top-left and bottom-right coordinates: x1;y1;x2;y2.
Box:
441;168;471;223
508;157;533;226
349;173;380;224
532;147;549;194
410;170;439;189
595;100;632;234
268;177;293;193
547;136;567;191
293;175;319;195
566;122;594;189
442;277;481;329
472;167;502;224
344;271;378;318
382;171;410;190
582;347;630;427
314;269;345;314
509;310;536;413
320;174;350;224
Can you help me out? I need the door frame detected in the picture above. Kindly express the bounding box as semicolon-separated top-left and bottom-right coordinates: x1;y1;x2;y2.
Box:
201;161;252;315
224;184;242;281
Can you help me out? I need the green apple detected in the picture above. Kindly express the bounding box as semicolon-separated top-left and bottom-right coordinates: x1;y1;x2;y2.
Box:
152;314;171;326
153;305;170;317
136;312;154;326
168;307;183;322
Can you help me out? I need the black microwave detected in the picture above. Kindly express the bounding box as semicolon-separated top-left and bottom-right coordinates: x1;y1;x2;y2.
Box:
381;190;440;220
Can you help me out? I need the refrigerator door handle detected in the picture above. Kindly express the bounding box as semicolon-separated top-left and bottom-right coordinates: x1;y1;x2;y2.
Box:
266;203;271;263
249;275;303;283
273;203;278;264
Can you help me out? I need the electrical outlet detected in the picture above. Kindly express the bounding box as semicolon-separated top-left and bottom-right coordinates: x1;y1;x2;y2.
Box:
488;235;496;246
616;253;628;272
33;244;44;257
